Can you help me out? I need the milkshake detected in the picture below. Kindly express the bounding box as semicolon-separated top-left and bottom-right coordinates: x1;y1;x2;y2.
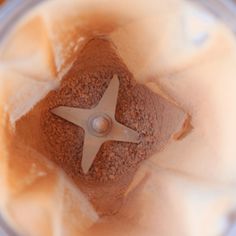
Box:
0;0;236;236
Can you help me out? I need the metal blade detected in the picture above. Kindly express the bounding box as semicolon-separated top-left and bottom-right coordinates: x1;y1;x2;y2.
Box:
51;75;140;174
96;75;120;116
109;120;140;143
81;134;105;173
51;106;92;129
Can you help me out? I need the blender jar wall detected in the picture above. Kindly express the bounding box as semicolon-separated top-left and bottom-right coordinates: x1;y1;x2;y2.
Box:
0;0;236;235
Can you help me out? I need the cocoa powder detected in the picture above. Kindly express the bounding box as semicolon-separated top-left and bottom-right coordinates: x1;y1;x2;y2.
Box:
15;38;187;215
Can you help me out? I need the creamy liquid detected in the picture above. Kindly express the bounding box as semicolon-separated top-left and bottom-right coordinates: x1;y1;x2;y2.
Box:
0;0;236;236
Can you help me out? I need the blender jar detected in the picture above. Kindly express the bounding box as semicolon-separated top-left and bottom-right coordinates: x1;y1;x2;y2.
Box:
0;0;236;236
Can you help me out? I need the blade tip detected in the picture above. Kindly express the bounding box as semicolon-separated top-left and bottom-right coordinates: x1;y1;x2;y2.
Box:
51;106;63;115
81;161;91;174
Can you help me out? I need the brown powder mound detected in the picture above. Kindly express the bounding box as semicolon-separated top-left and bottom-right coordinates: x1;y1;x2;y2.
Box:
15;38;187;215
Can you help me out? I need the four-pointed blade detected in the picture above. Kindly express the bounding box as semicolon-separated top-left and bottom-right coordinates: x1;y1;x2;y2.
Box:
51;75;140;174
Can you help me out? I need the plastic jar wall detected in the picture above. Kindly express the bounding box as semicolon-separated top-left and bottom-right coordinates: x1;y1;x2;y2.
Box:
0;0;236;235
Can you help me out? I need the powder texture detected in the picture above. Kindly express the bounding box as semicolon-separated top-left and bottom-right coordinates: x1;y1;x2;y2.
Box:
41;38;186;181
16;38;187;215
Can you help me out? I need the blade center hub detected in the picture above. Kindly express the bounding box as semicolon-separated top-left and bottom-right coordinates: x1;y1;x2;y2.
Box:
88;113;112;137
